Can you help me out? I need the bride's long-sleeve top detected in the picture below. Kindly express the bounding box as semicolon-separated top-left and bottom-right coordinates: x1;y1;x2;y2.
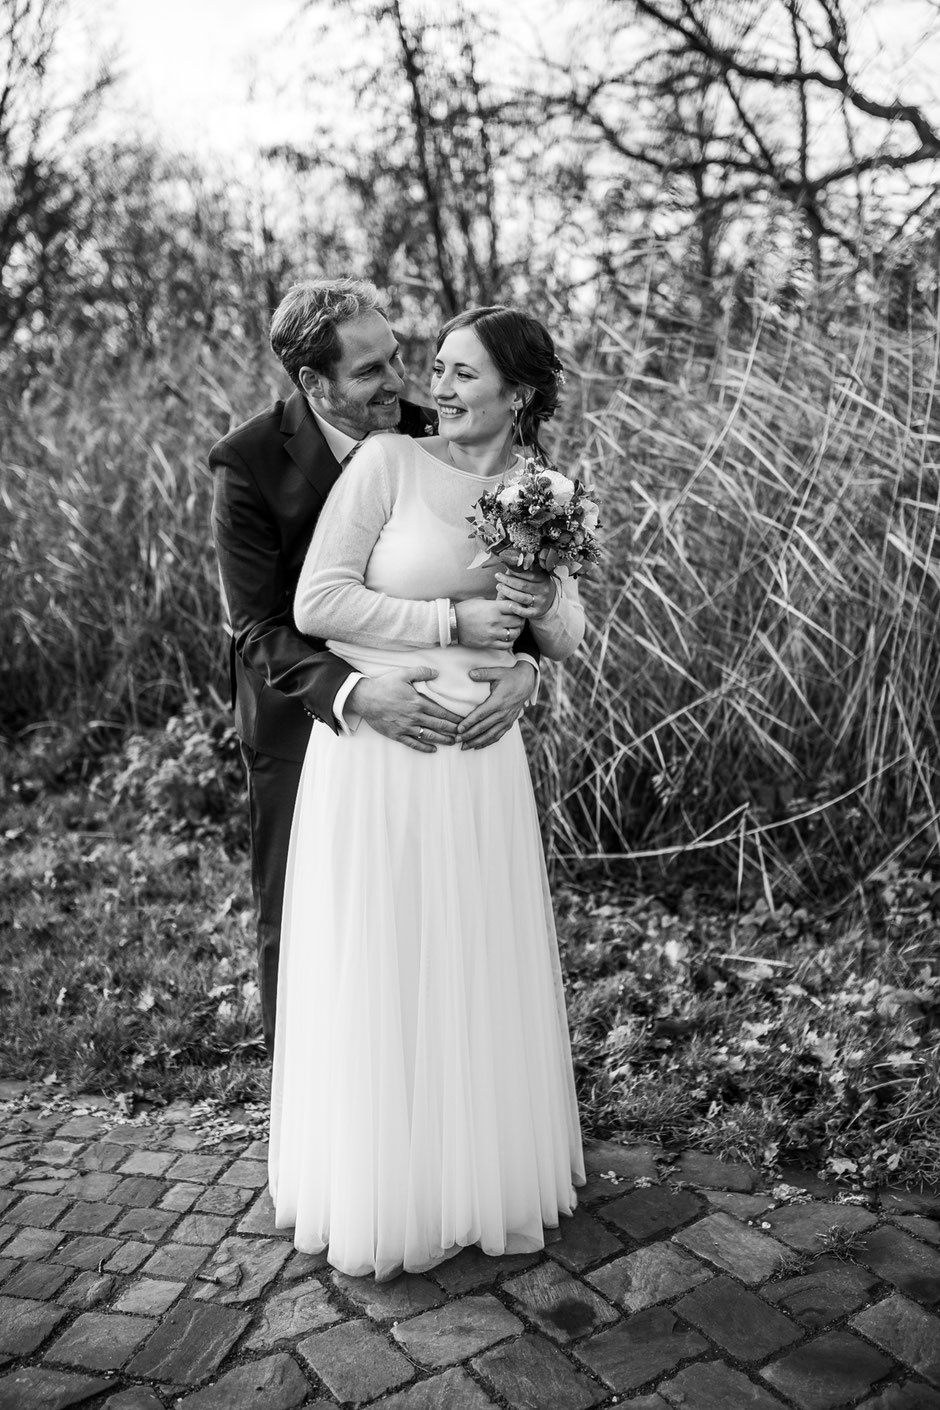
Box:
294;434;585;661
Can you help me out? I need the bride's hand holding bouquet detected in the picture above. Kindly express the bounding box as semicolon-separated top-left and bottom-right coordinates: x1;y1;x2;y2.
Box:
468;456;601;619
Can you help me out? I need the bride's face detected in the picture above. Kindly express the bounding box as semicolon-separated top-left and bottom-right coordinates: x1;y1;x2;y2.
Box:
431;328;517;449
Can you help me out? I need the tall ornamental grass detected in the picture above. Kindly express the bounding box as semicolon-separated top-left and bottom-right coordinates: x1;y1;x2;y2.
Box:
0;337;277;734
2;304;939;895
532;303;940;896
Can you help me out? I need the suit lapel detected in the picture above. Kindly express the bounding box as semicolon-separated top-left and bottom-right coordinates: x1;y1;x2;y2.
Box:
281;389;343;500
280;390;438;498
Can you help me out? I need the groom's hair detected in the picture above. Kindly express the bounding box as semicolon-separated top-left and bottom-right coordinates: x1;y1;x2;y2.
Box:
270;277;387;388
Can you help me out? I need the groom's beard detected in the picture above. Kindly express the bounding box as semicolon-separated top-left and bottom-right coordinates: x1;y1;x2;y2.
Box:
320;381;401;437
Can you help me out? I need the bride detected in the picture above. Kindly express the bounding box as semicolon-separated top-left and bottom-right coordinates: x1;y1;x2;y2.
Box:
268;305;586;1280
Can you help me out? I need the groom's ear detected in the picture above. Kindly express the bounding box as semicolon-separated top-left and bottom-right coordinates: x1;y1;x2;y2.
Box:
298;366;325;400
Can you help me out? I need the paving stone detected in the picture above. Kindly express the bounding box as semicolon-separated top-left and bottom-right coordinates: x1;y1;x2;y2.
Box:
858;1225;940;1304
101;1128;158;1149
193;1185;254;1216
5;1193;70;1227
473;1331;604;1409
877;1189;940;1218
141;1243;211;1281
674;1150;758;1192
192;1235;291;1304
891;1216;940;1247
0;1258;17;1285
117;1150;177;1177
110;1176;168;1209
173;1351;310;1409
584;1140;661;1181
125;1299;251;1382
426;1246;538;1295
47;1311;154;1372
763;1201;878;1252
705;1190;775;1219
0;1164;26;1189
100;1390;166;1409
108;1208;178;1243
548;1207;624;1271
855;1381;940;1409
0;1366;111;1409
162;1129;203;1152
236;1192;280;1236
620;1399;670;1410
63;1173;122;1201
585;1242;712;1312
1;1262;71;1300
852;1294;940;1387
2;1227;63;1260
56;1273;115;1310
674;1274;801;1361
160;1182;203;1213
113;1278;185;1316
604;1186;704;1241
245;1278;343;1349
299;1317;415;1402
56;1202;122;1236
393;1293;523;1366
173;1213;233;1245
673;1212;793;1283
761;1329;896;1410
16;1175;70;1196
37;1140;84;1166
74;1144;125;1174
378;1365;498;1409
50;1235;120;1270
0;1295;68;1354
56;1116;112;1139
660;1360;787;1408
762;1256;882;1329
217;1159;267;1188
166;1155;229;1182
502;1259;618;1344
282;1249;329;1279
332;1269;443;1320
104;1242;151;1275
574;1305;708;1392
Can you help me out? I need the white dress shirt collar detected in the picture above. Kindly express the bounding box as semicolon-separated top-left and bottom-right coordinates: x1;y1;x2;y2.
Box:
309;406;362;465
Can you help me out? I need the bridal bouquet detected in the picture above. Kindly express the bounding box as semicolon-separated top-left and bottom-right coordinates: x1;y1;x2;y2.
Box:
467;457;601;577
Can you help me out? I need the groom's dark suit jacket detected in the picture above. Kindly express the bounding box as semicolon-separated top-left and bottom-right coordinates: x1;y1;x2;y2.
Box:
209;389;438;764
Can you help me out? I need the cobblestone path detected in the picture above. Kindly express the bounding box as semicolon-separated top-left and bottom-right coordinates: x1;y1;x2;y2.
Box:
0;1099;938;1409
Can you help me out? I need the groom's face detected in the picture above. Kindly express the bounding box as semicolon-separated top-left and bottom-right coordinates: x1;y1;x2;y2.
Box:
303;311;406;438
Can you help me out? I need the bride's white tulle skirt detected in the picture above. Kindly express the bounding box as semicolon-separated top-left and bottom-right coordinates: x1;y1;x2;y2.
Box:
268;663;584;1281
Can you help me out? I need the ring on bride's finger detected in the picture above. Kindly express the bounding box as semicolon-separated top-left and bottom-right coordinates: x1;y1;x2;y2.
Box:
418;727;425;741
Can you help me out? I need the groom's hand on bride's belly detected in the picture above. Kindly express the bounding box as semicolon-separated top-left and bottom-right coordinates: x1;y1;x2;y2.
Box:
349;668;462;753
457;661;536;750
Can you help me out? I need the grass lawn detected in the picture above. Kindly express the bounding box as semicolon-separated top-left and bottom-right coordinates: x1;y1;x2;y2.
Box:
2;731;938;1192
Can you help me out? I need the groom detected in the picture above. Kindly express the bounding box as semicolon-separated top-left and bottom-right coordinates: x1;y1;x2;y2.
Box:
209;277;538;1056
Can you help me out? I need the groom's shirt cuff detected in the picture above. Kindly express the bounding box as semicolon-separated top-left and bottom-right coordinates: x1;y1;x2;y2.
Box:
333;673;366;734
516;653;540;706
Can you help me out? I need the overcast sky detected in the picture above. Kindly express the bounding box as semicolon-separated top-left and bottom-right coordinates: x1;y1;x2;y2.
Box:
95;0;938;164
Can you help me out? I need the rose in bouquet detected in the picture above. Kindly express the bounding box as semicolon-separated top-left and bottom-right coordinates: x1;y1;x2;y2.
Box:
467;456;601;577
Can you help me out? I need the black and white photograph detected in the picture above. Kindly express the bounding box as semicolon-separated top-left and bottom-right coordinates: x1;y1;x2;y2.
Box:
1;0;940;1404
